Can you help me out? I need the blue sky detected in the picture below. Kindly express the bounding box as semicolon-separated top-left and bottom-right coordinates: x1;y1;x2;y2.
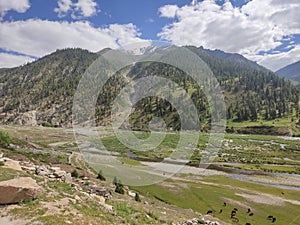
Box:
0;0;300;71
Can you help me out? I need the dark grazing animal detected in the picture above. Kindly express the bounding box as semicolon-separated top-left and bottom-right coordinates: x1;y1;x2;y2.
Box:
245;223;251;225
223;202;227;207
268;215;274;219
219;209;223;214
247;208;251;213
233;207;238;211
272;217;277;223
206;210;213;215
249;213;254;216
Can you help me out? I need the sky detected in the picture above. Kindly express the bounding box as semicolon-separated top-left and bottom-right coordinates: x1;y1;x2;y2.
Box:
0;0;300;71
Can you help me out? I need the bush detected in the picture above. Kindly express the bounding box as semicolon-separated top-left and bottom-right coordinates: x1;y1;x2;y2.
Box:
0;130;11;147
114;178;124;194
97;170;106;181
115;184;125;195
41;121;53;127
135;192;141;202
71;169;79;178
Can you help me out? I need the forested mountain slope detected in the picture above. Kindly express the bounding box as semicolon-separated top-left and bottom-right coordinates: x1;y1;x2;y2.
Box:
0;47;299;133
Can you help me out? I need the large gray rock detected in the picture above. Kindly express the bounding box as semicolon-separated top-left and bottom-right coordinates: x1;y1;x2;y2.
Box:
0;177;42;204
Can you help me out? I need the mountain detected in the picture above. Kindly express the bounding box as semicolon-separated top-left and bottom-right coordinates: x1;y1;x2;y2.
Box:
199;46;269;73
276;60;300;84
0;47;299;132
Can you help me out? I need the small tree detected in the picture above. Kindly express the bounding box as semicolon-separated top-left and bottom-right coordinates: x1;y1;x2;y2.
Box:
0;130;11;148
97;170;106;181
114;178;124;194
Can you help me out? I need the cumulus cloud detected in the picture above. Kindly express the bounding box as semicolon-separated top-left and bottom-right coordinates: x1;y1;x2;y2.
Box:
0;0;30;19
54;0;72;18
159;5;179;18
158;0;300;70
54;0;98;18
0;19;150;68
0;53;35;68
73;0;97;18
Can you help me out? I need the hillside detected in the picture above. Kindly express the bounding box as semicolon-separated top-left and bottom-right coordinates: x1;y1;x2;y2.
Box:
0;47;299;134
276;60;300;84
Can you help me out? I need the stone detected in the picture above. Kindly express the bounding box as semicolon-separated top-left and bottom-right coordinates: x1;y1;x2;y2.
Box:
128;191;136;197
64;173;72;183
36;166;51;176
50;167;61;172
21;165;36;172
53;170;66;178
87;186;112;198
1;158;22;171
91;194;105;204
75;195;81;201
0;177;42;204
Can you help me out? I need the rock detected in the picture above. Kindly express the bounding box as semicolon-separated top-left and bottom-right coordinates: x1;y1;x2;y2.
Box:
53;170;66;178
50;167;61;172
1;158;22;171
64;173;72;183
102;203;113;212
75;195;81;202
128;191;136;197
0;177;42;204
8;144;20;149
15;110;38;126
91;194;105;204
36;166;51;176
87;186;112;198
21;165;36;172
0;152;3;158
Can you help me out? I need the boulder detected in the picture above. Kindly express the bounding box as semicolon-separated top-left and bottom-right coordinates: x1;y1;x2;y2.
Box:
53;170;66;178
91;194;106;204
64;173;72;183
1;158;22;171
0;177;42;204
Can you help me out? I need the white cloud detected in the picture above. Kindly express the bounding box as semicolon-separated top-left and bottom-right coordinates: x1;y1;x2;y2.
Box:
0;19;150;67
0;0;30;19
159;5;179;18
73;0;97;18
54;0;72;18
248;45;300;71
158;0;300;69
0;53;35;68
54;0;98;19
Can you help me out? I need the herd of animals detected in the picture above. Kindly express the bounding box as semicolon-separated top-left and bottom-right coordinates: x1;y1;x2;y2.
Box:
206;202;277;224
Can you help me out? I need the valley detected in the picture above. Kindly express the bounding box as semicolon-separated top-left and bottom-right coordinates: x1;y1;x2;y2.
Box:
1;125;299;225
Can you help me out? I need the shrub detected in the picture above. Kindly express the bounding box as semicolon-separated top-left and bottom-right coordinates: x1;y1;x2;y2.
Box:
71;169;79;178
135;192;141;202
97;170;106;181
115;184;125;195
0;130;11;147
114;178;124;194
41;121;53;127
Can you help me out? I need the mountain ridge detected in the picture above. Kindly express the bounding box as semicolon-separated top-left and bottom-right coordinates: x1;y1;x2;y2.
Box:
276;60;300;84
0;46;299;133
